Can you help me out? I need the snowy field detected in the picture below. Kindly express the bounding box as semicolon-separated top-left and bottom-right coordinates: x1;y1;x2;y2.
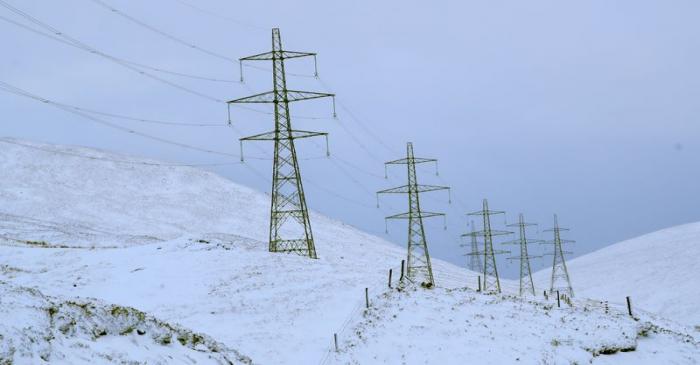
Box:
1;139;698;364
533;221;700;327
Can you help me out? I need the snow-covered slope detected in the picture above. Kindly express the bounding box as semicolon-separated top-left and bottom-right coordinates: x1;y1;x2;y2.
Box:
1;139;698;364
0;138;478;363
533;222;700;327
0;281;250;364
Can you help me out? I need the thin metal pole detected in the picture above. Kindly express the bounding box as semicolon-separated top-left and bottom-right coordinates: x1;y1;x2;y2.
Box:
388;269;393;288
334;333;338;352
400;260;405;281
478;275;481;292
365;288;369;309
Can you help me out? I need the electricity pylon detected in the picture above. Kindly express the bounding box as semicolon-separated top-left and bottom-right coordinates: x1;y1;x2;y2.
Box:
464;199;511;293
461;221;482;272
541;214;574;297
377;142;450;288
227;28;335;259
504;213;542;297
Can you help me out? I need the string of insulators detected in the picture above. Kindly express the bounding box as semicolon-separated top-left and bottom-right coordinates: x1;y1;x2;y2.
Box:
331;96;337;118
324;135;330;157
313;55;319;78
239;60;244;83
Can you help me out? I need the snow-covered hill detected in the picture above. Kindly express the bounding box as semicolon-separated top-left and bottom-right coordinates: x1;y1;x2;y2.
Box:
533;222;700;327
0;281;251;364
1;138;698;364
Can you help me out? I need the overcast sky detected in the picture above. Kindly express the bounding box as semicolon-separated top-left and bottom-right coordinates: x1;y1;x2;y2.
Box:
2;0;699;278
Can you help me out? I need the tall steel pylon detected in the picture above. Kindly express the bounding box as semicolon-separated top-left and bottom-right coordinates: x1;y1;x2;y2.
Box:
542;214;574;297
377;142;450;288
462;220;482;272
464;199;511;293
504;213;542;296
227;28;336;258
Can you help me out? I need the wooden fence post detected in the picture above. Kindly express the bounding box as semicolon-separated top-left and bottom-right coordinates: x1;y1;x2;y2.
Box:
556;290;560;308
365;288;369;309
626;296;633;316
388;269;393;288
477;275;481;292
400;260;405;281
334;333;338;352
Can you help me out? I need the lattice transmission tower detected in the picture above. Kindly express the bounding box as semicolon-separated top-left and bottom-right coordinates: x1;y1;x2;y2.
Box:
227;28;336;258
504;213;542;296
464;199;511;293
377;142;450;288
542;214;574;297
461;220;482;272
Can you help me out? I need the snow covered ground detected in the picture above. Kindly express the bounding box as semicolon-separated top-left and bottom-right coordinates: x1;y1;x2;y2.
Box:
1;139;698;364
533;222;700;328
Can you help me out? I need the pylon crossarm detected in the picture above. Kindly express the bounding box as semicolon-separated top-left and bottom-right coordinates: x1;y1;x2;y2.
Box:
543;227;571;232
506;222;538;227
461;229;512;237
227;90;334;104
240;130;327;141
240;50;316;61
540;239;575;244
385;157;437;165
508;255;543;260
416;184;449;193
466;209;506;216
386;211;445;220
543;251;573;255
502;238;544;245
464;249;510;256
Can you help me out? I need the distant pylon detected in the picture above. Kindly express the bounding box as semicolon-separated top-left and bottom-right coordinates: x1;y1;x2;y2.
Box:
504;213;542;297
377;142;450;288
542;214;574;297
227;28;336;258
464;199;511;293
462;220;482;272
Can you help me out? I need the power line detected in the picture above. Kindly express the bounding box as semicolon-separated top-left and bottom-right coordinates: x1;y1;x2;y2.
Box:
317;77;399;155
0;80;238;158
0;138;240;167
88;0;236;64
171;0;268;31
0;14;239;84
0;0;225;103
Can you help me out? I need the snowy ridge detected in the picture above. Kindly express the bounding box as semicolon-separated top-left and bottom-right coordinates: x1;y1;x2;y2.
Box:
534;222;700;327
0;281;251;364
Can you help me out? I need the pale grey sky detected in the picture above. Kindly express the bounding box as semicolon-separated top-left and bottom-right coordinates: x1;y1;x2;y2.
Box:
2;0;699;278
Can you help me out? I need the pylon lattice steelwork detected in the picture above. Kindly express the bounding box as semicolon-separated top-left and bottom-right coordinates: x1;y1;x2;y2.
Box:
461;220;482;272
541;214;575;297
227;28;336;258
504;213;542;296
377;142;450;288
464;199;511;293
